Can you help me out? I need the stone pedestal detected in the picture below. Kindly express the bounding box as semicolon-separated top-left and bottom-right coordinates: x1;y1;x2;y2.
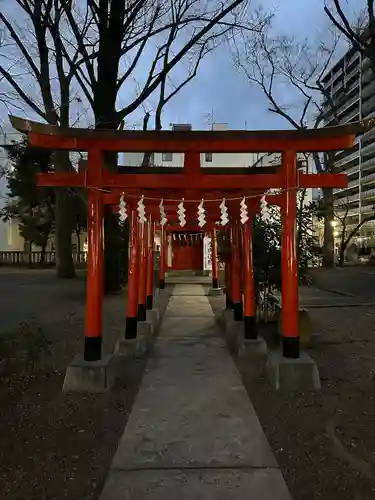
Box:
115;335;148;358
220;309;245;355
146;309;160;329
62;354;115;393
208;287;223;297
266;350;321;391
138;321;154;348
240;337;268;358
221;308;234;331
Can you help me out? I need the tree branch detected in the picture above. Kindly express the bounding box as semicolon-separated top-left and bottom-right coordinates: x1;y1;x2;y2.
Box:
0;65;47;120
117;0;244;121
324;3;363;50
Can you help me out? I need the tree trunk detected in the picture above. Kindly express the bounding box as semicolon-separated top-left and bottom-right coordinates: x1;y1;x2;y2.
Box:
104;204;122;293
54;151;75;278
76;230;81;253
338;230;346;267
322;187;334;267
40;242;47;266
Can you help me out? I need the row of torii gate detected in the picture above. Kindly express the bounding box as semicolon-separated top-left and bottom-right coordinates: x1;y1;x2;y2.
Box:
11;116;371;364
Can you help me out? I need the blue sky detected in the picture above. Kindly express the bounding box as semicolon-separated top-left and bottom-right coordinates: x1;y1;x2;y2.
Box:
0;0;362;133
144;0;360;131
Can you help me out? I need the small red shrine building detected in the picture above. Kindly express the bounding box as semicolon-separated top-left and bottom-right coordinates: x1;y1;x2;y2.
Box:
167;231;204;272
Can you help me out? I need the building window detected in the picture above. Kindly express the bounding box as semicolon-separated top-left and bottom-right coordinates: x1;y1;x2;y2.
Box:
205;152;212;162
162;152;173;162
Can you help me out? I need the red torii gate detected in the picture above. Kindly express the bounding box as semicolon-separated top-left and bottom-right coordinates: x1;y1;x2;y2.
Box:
103;189;280;319
10;116;370;364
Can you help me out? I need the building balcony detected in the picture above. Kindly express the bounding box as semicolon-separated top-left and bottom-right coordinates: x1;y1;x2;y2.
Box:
345;209;360;217
361;204;375;213
361;187;375;199
362;96;375;117
323;80;360;115
361;79;375;101
361;126;375;145
361;140;375;158
333;178;359;194
348;51;360;67
335;149;360;169
334;192;360;205
332;94;360;120
343;108;360;124
361;172;375;185
361;156;375;173
326;68;343;89
330;65;359;93
345;164;360;176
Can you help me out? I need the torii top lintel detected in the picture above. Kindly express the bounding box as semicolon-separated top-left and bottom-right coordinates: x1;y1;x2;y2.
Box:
9;115;375;193
9;115;375;153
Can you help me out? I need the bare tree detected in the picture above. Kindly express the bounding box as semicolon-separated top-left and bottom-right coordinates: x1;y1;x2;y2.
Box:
231;19;359;267
0;0;266;288
0;0;91;278
59;0;266;292
324;1;375;75
332;197;375;266
58;0;264;132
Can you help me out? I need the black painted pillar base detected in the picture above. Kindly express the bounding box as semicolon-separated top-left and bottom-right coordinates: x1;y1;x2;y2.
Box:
137;303;147;322
225;295;234;309
233;301;243;321
146;295;153;310
282;336;300;358
84;336;102;361
125;316;138;339
159;278;165;290
212;277;219;289
244;316;258;340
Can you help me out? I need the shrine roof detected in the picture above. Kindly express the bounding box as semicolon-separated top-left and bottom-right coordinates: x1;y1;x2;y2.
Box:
9;115;375;153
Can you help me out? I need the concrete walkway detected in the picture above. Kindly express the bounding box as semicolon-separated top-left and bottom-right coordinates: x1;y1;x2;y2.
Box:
100;285;292;499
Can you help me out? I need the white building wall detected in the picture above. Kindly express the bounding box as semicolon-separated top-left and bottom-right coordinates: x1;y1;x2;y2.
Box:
0;126;19;250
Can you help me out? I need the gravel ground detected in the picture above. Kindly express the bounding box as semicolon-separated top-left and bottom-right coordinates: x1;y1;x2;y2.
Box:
0;269;172;500
209;294;375;500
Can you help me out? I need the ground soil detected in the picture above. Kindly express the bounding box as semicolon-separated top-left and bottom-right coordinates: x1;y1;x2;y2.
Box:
0;269;171;500
209;294;375;500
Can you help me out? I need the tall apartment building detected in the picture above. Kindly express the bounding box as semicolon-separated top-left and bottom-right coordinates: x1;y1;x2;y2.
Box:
322;46;375;243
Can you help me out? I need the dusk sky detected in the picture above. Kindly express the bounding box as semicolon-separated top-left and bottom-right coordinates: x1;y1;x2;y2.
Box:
141;0;360;132
0;0;362;135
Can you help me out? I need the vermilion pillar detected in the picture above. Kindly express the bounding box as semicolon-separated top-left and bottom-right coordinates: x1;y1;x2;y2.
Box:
231;223;243;321
137;220;148;322
84;186;104;361
211;228;219;289
84;151;104;361
146;219;155;310
225;228;233;309
125;210;139;339
243;219;257;339
159;226;166;289
225;259;233;309
281;150;300;358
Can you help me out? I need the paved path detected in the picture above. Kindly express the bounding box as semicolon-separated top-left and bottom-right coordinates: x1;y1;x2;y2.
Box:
100;284;291;499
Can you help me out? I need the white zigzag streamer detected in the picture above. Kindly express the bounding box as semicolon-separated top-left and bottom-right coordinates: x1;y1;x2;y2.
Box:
137;195;147;224
260;195;269;221
119;193;128;222
159;199;167;226
177;199;186;227
197;199;206;227
219;198;229;226
240;197;249;225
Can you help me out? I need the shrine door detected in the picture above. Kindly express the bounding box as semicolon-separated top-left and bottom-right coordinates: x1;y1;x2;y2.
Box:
171;234;203;271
